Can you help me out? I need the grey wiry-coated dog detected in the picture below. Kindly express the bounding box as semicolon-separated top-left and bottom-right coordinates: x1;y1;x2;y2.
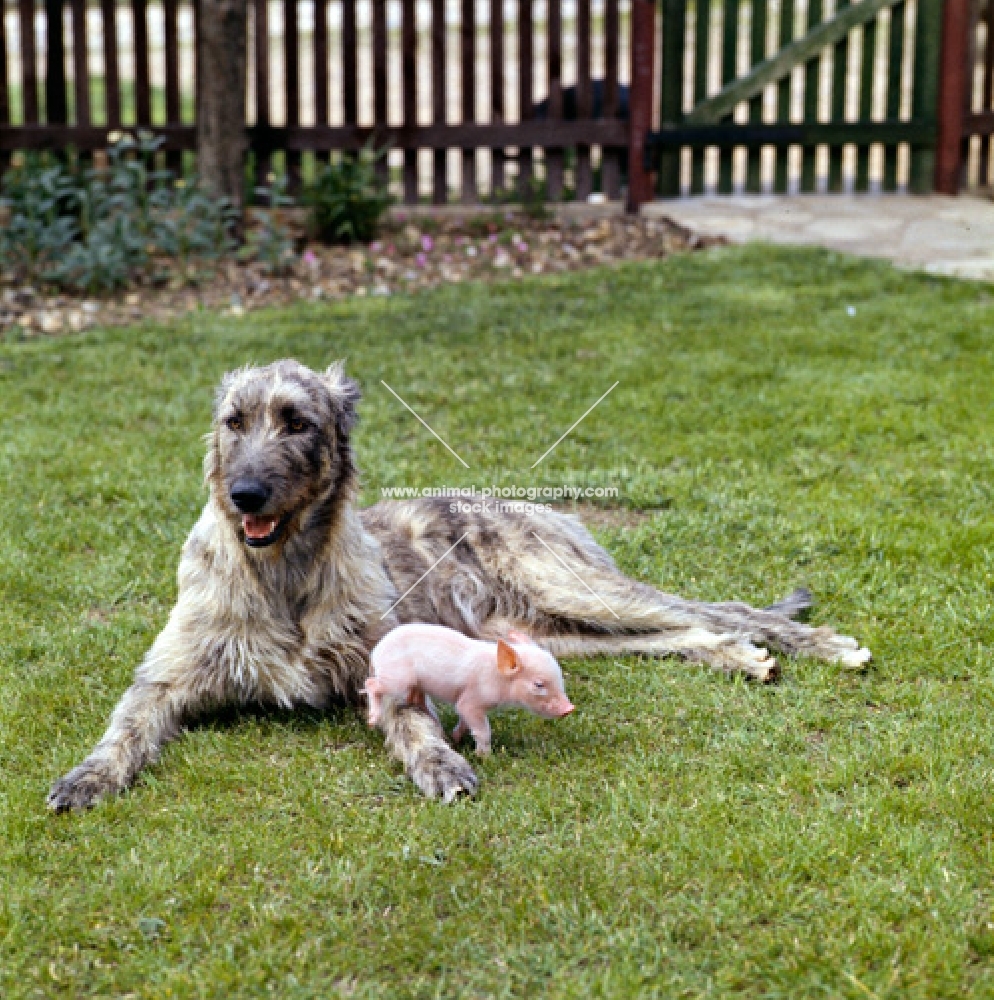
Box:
48;360;871;811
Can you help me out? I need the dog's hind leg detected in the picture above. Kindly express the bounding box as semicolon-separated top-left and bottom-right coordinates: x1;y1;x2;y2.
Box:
375;695;478;803
539;631;781;682
507;527;870;670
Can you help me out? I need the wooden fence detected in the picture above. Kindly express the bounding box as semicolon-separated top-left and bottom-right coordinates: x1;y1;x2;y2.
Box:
0;0;990;201
0;0;641;204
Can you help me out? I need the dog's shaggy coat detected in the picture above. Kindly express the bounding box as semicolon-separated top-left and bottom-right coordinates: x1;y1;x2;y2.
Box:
48;360;871;810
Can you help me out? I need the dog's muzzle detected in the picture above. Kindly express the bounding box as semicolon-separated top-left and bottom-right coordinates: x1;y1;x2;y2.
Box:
230;479;288;548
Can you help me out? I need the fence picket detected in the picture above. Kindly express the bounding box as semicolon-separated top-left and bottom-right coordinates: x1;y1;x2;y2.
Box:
490;0;505;193
71;0;90;128
603;0;621;197
718;0;738;193
18;0;39;124
519;0;534;192
911;0;942;191
100;0;121;127
746;0;768;192
691;0;711;192
979;0;994;185
431;0;445;202
45;0;67;127
164;0;180;168
314;0;328;162
828;0;851;191
855;19;878;190
254;0;271;185
547;0;564;200
402;0;417;201
0;0;8;171
659;0;685;196
132;0;151;126
285;0;300;188
883;1;905;190
774;0;795;191
576;0;592;198
461;0;476;201
801;0;823;191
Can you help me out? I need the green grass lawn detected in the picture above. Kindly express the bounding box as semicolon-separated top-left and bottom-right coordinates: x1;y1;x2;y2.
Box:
2;244;994;997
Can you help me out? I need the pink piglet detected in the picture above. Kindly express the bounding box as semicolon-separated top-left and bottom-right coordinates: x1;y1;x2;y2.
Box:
364;624;574;754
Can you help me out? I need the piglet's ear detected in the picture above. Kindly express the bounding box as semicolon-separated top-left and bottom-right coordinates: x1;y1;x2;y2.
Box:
507;630;537;646
497;640;520;675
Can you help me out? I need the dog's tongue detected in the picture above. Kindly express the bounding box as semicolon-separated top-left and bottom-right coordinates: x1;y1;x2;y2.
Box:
242;514;278;540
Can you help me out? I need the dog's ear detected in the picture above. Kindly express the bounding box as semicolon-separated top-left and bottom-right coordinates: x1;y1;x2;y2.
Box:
324;360;362;438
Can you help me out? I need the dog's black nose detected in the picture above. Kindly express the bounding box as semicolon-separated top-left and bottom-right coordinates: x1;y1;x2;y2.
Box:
230;479;271;514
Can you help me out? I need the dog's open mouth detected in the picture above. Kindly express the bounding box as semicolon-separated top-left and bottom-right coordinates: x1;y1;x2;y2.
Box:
241;514;289;548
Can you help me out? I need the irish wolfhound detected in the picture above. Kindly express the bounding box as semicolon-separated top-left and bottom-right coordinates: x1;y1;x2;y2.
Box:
48;359;871;810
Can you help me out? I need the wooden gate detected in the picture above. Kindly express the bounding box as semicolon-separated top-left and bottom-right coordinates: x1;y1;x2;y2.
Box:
647;0;944;196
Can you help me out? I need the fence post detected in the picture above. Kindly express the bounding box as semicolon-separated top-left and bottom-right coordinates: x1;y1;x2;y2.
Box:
935;0;972;194
658;0;685;197
628;0;657;211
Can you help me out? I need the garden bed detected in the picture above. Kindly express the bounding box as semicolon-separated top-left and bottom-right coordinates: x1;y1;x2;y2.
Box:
0;209;710;338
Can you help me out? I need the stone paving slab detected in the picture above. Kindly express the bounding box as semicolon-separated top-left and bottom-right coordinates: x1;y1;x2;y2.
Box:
643;194;994;281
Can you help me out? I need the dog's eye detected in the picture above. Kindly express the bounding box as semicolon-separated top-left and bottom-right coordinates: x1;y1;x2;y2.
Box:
287;417;308;434
226;415;243;432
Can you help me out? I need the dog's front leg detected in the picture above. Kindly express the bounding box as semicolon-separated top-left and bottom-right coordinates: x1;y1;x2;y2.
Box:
48;617;226;812
375;695;478;803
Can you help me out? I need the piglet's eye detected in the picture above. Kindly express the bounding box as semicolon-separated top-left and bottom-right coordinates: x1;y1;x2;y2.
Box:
534;681;546;690
287;417;308;434
226;415;243;432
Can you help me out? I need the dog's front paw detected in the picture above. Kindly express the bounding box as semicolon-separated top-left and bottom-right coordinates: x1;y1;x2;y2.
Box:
47;759;122;813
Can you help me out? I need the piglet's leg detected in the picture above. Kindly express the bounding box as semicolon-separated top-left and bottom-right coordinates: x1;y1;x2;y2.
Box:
364;678;385;727
454;702;492;756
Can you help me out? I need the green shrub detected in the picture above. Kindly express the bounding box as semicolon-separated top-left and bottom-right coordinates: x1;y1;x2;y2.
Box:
245;173;297;276
303;147;392;245
0;132;236;294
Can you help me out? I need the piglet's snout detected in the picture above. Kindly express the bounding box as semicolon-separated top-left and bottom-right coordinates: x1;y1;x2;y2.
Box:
555;698;575;718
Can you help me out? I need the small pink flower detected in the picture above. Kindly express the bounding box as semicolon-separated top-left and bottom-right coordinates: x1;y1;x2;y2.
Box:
516;241;529;253
416;252;427;267
303;249;318;266
421;234;434;252
489;233;499;243
370;241;382;252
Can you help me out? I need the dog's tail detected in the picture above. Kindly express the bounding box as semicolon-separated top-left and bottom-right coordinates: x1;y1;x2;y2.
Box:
376;695;478;803
764;587;813;620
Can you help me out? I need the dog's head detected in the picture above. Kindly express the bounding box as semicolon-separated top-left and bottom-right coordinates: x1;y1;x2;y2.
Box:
205;359;360;550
